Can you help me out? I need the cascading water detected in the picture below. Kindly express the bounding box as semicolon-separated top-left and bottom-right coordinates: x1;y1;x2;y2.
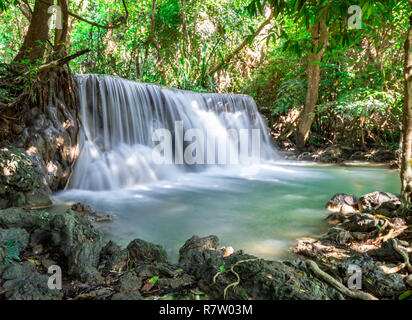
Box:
71;74;279;190
57;74;400;262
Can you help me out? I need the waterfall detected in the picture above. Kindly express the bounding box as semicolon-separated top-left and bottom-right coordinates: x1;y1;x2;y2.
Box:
70;74;279;190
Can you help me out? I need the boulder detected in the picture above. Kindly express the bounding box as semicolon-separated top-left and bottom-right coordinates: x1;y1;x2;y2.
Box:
179;235;343;300
338;253;405;298
2;273;63;300
178;235;220;273
117;271;142;294
340;213;383;233
368;239;407;262
0;208;104;281
358;192;401;213
325;194;358;214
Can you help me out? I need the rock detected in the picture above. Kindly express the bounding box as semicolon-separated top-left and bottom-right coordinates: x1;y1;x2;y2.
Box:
117;271;142;293
93;215;113;223
321;227;353;245
325;194;358;214
197;253;343;300
0;208;104;281
71;202;95;217
340;213;383;233
178;235;220;273
156;274;195;290
338;253;405;298
127;239;167;264
369;240;406;262
101;240;121;256
358;192;401;213
0;228;30;251
111;292;143;300
2;273;63;300
100;248;128;276
47;210;104;281
135;263;177;278
179;235;343;300
2;262;36;280
24;189;52;208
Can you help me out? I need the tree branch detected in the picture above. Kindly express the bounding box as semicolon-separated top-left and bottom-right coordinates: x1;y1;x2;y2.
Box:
68;0;129;30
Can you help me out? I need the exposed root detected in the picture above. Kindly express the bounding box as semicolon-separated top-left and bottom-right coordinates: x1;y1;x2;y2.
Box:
391;239;412;273
306;259;378;300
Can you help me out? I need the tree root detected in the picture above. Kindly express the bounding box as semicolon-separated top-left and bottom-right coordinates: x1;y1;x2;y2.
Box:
391;239;412;273
306;259;378;300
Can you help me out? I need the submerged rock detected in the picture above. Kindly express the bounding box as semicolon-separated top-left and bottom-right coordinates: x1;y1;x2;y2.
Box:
325;194;358;214
0;147;51;209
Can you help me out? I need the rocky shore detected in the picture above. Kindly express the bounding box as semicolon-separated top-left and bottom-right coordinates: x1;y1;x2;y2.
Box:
0;189;411;300
1;144;411;300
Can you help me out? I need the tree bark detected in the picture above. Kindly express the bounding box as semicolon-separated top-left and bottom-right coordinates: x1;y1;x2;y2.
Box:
14;0;53;64
400;12;412;206
296;20;328;149
54;0;69;57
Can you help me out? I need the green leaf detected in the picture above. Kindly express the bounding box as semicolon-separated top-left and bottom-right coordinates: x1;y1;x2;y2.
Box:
149;276;159;284
398;290;412;301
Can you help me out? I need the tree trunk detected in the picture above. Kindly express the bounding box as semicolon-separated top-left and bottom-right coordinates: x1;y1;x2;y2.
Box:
54;0;69;57
296;20;328;149
400;13;412;206
14;0;53;64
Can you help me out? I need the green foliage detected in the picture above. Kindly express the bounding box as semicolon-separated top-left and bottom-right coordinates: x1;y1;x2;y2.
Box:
149;275;159;284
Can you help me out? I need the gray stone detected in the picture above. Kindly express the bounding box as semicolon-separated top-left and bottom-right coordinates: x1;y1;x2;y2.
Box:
127;239;167;264
117;271;142;293
2;262;36;280
3;273;63;300
178;235;220;273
